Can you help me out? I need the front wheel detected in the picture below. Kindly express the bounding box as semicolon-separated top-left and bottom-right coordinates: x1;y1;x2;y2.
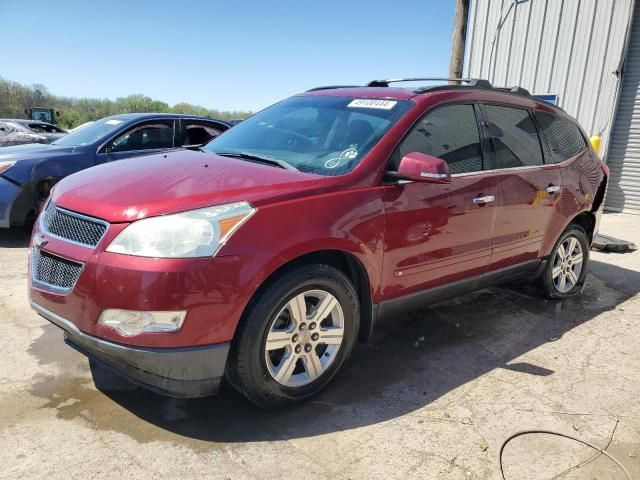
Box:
227;264;359;408
539;225;590;299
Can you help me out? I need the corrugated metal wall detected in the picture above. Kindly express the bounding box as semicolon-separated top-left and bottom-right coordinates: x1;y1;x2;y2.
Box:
465;0;634;208
606;2;640;212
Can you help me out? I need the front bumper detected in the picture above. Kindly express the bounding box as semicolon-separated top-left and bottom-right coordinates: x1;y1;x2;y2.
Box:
32;300;230;397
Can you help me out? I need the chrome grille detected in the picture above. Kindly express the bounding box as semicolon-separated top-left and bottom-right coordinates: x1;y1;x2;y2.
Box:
41;203;108;247
31;248;83;292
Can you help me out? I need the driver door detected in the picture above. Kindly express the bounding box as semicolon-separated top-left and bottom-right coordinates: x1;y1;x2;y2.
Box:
95;120;177;164
381;103;500;302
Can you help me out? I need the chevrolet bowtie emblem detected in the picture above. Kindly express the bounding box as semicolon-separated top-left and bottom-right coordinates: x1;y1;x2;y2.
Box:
33;233;48;248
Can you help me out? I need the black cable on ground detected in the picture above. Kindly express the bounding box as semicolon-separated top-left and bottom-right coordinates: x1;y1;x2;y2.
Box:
498;427;632;480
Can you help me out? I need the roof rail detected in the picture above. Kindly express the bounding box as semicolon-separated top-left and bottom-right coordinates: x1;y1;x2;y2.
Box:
509;86;531;96
367;77;493;89
494;86;532;97
306;85;360;92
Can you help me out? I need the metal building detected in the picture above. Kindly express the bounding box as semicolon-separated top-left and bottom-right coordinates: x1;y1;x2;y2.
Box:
464;0;639;213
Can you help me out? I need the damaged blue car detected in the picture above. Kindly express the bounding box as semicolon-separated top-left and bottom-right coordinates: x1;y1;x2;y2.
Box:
0;113;229;228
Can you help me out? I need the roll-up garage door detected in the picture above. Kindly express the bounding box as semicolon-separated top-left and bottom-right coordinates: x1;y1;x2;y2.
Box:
606;2;640;213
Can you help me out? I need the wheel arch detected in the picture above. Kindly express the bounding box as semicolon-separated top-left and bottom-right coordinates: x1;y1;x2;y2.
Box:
238;249;376;344
569;211;596;243
9;177;58;226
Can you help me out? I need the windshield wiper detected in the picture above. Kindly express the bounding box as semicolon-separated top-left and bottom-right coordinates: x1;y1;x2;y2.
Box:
183;144;207;152
215;151;298;171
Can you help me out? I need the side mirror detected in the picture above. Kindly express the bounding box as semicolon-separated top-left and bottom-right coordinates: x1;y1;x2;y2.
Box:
394;152;451;184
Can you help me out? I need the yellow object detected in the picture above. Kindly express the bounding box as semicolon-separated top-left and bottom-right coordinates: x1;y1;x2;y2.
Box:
590;135;601;155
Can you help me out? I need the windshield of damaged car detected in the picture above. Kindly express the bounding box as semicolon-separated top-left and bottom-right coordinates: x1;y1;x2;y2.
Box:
204;96;412;175
52;118;126;146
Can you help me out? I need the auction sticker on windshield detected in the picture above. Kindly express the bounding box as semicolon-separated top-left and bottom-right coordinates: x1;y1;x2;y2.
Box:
348;99;397;110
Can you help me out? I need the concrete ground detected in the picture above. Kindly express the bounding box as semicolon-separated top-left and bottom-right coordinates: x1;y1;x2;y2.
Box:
1;213;639;480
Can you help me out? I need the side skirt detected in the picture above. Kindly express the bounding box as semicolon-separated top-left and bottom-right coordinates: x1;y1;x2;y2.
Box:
376;259;546;320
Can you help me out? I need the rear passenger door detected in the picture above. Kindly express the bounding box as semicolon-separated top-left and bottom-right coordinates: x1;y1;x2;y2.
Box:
480;104;562;270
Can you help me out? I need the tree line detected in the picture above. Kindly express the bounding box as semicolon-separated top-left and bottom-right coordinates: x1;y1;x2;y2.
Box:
0;77;252;129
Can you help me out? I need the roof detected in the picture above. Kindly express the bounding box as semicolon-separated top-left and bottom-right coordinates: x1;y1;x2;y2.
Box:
302;77;568;114
103;113;230;123
303;87;417;100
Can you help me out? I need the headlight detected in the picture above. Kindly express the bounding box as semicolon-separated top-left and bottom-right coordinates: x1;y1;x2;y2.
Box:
106;202;255;258
0;161;16;175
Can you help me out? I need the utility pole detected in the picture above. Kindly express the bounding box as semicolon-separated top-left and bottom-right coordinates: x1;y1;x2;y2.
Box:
449;0;470;82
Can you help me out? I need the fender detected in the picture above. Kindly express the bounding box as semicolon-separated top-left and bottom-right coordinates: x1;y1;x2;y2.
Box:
1;145;94;225
220;186;387;302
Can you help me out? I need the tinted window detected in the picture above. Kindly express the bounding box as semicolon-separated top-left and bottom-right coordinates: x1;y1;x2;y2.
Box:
181;121;224;147
204;96;412;176
27;123;64;133
109;122;174;152
535;111;587;163
483;105;544;169
390;104;483;174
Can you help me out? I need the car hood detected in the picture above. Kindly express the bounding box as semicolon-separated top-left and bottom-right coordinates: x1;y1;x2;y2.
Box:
41;132;67;142
0;142;76;160
52;149;324;223
0;143;83;184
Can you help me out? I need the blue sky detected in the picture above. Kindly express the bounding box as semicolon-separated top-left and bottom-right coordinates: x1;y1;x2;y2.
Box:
1;0;455;112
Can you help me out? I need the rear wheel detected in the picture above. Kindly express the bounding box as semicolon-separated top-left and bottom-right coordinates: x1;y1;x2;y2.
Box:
227;264;359;408
539;225;589;299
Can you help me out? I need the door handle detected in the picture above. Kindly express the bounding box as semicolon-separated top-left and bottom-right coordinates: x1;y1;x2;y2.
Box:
545;185;561;194
473;195;495;205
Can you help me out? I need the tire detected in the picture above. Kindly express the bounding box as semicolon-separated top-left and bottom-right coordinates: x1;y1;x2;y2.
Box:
89;359;138;393
227;264;359;408
539;224;590;299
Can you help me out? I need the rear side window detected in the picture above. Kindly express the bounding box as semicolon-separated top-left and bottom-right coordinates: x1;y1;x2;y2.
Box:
535;112;587;163
483;105;544;169
181;121;224;147
390;104;483;174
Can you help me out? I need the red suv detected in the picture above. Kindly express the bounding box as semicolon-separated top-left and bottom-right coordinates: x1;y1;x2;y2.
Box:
29;78;608;407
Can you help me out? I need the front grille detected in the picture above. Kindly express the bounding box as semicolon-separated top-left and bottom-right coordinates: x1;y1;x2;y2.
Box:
32;247;83;291
41;203;108;247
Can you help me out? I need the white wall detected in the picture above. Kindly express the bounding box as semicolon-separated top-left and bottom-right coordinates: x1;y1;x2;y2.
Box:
464;0;634;158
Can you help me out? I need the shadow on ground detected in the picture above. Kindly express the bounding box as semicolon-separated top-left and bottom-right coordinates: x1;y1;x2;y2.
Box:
28;259;640;446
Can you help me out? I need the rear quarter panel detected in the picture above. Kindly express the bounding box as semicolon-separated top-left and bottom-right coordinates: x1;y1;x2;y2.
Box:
542;149;604;256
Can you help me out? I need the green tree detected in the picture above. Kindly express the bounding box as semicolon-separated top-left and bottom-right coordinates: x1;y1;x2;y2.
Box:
0;77;252;128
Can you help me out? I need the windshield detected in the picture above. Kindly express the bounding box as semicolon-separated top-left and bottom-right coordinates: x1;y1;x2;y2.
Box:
204;96;412;175
53;118;127;146
27;123;65;133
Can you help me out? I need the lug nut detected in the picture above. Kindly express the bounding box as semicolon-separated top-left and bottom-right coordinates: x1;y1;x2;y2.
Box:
304;344;312;353
311;333;319;341
292;333;299;342
299;322;307;330
309;322;316;330
295;345;302;354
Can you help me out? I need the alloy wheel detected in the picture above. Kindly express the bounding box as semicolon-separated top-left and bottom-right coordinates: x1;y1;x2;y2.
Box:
264;289;344;387
551;235;584;294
